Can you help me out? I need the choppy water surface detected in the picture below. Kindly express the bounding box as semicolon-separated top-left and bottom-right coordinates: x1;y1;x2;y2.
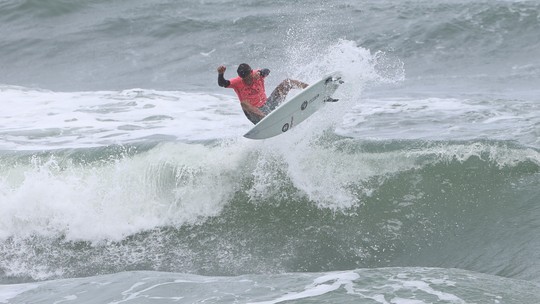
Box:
1;0;539;303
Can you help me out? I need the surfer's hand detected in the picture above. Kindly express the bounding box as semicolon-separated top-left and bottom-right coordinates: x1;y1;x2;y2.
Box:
217;65;226;74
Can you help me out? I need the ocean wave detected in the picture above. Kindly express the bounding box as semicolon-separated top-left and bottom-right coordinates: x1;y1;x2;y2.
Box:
1;139;538;281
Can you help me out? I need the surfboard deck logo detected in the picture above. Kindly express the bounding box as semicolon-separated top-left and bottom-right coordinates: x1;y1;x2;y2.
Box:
244;71;343;140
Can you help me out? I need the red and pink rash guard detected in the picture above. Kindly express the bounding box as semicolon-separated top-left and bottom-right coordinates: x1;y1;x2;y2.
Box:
227;70;267;108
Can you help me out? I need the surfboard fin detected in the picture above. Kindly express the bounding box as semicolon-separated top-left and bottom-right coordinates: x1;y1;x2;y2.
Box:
325;76;343;85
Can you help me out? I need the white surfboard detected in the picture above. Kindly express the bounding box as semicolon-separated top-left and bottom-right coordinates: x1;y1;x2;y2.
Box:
244;71;343;140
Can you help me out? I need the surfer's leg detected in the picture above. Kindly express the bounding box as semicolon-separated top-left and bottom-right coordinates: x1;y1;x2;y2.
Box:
241;103;264;124
243;109;262;124
266;79;309;111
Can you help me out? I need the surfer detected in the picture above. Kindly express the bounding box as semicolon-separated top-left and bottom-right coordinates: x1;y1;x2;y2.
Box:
217;63;308;124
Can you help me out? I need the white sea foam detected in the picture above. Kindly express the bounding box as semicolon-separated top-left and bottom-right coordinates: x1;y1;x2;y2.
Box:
0;86;250;150
0;141;253;241
248;271;360;304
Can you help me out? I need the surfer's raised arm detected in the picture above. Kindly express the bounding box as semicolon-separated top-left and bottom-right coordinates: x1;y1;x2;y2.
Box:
217;65;230;87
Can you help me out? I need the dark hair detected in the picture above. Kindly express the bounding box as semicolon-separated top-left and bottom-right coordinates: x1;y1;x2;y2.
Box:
237;63;252;78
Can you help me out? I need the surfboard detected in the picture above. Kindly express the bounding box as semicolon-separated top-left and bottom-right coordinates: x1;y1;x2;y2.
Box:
244;71;343;140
